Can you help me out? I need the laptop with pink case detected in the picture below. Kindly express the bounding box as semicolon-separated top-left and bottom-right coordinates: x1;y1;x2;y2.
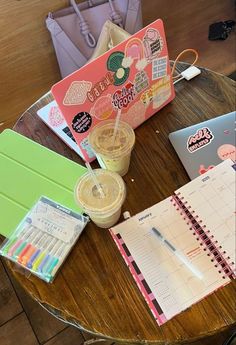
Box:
52;19;175;161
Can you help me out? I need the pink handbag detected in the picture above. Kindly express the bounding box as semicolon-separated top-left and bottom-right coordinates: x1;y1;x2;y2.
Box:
46;0;143;78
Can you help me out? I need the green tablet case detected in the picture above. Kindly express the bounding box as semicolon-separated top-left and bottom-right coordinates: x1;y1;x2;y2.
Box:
0;129;86;238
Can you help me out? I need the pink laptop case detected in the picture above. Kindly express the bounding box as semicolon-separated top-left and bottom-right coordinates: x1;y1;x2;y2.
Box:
52;19;175;162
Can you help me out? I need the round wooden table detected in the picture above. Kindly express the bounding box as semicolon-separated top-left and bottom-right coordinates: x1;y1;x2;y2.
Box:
8;64;236;344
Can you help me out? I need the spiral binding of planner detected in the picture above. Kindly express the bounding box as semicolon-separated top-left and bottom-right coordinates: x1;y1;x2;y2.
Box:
171;193;235;279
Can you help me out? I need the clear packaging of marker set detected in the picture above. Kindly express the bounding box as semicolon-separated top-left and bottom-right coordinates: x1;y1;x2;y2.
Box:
0;196;89;283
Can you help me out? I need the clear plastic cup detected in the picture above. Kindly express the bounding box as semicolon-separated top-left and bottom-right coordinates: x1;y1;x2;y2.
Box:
74;169;126;228
88;120;135;176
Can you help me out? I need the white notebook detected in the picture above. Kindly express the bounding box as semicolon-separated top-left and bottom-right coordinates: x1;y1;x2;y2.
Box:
110;159;236;325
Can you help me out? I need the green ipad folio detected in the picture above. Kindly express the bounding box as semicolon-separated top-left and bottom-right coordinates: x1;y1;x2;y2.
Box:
0;129;86;238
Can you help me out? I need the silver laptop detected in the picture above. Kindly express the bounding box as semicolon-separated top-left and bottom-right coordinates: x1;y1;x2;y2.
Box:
169;111;236;179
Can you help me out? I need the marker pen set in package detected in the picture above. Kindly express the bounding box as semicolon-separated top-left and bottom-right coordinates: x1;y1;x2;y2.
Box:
0;196;89;282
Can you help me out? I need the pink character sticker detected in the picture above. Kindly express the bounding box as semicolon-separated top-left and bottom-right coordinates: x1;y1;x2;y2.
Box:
48;106;64;127
217;144;236;161
199;164;215;175
143;28;163;63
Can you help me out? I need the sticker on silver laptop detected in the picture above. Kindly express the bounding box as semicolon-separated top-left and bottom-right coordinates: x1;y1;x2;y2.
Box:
187;127;214;153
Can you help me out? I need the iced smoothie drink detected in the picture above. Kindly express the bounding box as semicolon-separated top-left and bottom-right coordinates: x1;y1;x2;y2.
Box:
88;120;135;176
75;169;126;228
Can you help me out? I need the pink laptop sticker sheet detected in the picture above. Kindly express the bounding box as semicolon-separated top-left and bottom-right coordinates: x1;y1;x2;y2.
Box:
52;19;175;162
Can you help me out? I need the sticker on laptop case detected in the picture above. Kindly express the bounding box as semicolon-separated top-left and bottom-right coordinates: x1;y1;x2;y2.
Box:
80;137;95;159
121;100;147;128
72;112;92;133
125;37;144;61
152;76;172;109
63;81;92;106
90;94;114;120
136;58;148;71
143;28;163;63
217;144;236;161
112;81;136;110
48;105;64;127
187;127;214;153
134;71;149;94
87;72;114;102
124;38;148;72
107;52;130;86
152;56;168;80
199;164;215;175
140;76;171;108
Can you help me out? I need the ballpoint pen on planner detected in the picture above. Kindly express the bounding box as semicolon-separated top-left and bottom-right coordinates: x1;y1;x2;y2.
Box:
152;227;203;280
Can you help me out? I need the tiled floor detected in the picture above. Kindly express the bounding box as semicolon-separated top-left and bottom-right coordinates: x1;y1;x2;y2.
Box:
0;258;102;345
1;256;236;345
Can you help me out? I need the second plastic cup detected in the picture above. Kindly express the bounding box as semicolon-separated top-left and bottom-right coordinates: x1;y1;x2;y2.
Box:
75;169;126;228
88;120;135;176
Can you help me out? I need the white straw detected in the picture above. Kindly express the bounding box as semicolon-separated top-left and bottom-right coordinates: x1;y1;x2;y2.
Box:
112;108;122;146
85;162;105;198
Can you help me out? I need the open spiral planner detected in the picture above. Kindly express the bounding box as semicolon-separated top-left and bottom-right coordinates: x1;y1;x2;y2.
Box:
110;159;236;325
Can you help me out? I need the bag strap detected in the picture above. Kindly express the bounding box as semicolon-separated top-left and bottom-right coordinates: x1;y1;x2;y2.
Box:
70;0;123;48
124;0;141;33
108;0;123;27
70;0;96;47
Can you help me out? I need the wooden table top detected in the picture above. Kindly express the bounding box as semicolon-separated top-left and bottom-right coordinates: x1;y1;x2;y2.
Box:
8;63;236;344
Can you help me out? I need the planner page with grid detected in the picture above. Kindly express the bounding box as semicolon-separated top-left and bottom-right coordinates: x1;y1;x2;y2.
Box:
110;196;230;325
175;159;236;275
